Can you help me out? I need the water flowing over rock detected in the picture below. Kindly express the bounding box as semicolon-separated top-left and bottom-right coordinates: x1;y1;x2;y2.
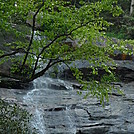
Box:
0;76;134;134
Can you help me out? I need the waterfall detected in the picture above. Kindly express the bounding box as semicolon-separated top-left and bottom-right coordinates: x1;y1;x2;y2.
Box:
23;78;47;134
23;76;77;134
65;106;77;134
31;108;46;134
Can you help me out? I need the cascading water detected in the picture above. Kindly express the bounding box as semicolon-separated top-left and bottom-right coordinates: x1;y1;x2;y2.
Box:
31;107;46;134
65;106;77;133
23;78;47;134
23;76;78;134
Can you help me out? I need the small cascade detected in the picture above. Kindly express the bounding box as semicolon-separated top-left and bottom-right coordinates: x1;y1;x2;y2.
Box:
57;79;74;90
23;77;47;134
23;76;77;134
65;106;77;134
31;107;46;134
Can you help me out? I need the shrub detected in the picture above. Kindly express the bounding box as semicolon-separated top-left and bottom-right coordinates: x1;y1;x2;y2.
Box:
0;99;36;134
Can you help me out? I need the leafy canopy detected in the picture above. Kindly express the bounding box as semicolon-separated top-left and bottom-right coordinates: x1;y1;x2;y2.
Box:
0;0;132;104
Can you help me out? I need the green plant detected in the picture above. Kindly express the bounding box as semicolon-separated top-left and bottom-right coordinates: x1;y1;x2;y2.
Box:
0;99;36;134
106;0;134;39
106;31;126;39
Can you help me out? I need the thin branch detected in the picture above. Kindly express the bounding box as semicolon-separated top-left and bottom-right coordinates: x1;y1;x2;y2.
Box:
49;59;65;67
0;48;25;59
62;60;71;70
40;21;91;53
30;59;52;81
31;53;62;77
69;21;90;35
30;59;64;81
0;48;41;59
31;34;69;77
31;55;40;77
0;51;18;59
32;20;92;75
20;0;45;73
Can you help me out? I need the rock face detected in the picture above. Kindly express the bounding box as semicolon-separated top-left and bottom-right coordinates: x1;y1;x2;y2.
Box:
114;60;134;82
54;60;134;82
0;77;134;134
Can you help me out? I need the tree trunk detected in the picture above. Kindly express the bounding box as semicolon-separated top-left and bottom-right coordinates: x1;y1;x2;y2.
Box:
130;0;134;16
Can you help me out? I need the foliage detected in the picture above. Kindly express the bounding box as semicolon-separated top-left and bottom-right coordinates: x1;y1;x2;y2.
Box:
107;15;134;39
0;0;133;104
117;0;130;14
0;99;36;134
106;0;134;39
106;31;126;39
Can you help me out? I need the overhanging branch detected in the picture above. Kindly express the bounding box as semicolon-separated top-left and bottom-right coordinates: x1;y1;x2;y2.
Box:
39;20;92;54
32;20;93;75
30;59;65;81
0;48;40;59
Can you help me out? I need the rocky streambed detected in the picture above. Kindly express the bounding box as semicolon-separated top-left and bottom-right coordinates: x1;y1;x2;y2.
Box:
0;76;134;134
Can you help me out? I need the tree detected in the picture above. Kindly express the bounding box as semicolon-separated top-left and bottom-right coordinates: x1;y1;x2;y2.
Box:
0;0;130;103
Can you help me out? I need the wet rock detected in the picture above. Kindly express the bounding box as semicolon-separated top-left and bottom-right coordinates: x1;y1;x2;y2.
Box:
115;60;134;71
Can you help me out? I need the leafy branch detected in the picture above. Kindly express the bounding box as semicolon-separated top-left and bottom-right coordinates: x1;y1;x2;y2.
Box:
30;58;65;81
0;49;24;59
0;48;41;59
31;20;94;77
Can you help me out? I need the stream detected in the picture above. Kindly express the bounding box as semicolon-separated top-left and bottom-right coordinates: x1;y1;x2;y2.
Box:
0;76;134;134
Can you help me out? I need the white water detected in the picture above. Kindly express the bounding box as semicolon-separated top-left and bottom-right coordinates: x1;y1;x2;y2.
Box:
23;77;77;134
65;106;77;134
32;107;46;134
23;87;46;133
